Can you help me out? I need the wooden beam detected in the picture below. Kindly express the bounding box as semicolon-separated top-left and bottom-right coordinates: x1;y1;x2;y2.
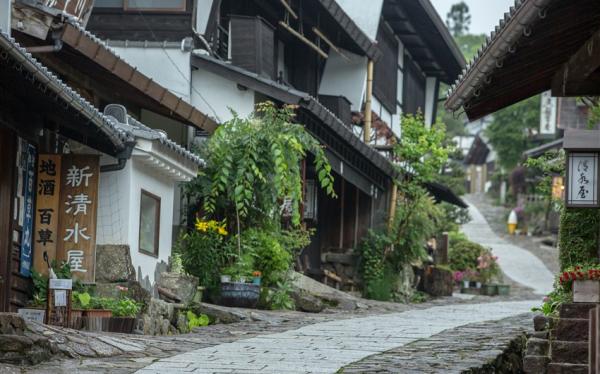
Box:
312;27;350;61
552;27;600;96
279;0;298;20
279;21;328;59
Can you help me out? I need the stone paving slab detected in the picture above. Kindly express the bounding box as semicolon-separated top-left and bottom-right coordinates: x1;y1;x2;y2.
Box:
341;313;532;373
462;198;554;295
136;300;537;374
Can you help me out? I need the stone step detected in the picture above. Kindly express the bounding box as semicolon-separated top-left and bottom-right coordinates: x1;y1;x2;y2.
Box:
553;318;589;342
534;315;549;331
532;330;549;339
526;337;550;356
523;355;549;373
551;340;588;364
559;303;598;319
547;363;588;374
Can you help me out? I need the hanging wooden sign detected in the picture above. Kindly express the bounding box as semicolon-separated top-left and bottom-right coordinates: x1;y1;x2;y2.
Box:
56;155;100;283
33;154;62;276
566;152;600;208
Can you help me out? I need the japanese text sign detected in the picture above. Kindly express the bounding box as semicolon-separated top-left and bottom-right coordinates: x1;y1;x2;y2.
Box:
19;143;37;277
33;154;61;276
57;155;100;283
567;152;599;208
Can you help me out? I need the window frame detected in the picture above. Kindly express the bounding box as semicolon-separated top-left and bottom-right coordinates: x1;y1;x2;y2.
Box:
138;189;161;257
124;0;186;13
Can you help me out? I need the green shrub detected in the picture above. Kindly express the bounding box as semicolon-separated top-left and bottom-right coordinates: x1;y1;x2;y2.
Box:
266;280;295;310
448;237;487;272
356;230;393;300
241;228;292;287
559;208;600;270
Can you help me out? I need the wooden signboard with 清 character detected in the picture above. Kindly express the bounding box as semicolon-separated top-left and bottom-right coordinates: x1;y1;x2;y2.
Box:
56;155;100;283
33;154;62;276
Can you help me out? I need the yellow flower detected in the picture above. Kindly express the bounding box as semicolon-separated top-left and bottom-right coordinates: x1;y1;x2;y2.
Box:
195;218;208;232
217;226;228;236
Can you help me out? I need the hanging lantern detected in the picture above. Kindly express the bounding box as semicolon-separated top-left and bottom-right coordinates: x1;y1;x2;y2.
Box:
566;152;600;208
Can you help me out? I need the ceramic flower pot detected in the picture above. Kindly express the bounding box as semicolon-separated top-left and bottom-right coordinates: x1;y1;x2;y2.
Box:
475;282;482;289
462;280;470;289
496;284;510;296
219;282;260;308
220;275;231;283
252;277;261;286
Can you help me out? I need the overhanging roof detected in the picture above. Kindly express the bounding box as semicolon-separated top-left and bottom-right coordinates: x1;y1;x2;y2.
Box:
12;1;218;133
445;0;600;120
0;30;133;155
316;0;382;62
383;0;465;83
523;138;563;158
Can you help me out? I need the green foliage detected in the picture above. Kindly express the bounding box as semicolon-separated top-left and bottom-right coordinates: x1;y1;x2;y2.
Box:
532;282;572;317
410;291;429;304
72;291;91;309
525;150;565;199
266;280;295;310
176;229;234;294
437;202;472;234
446;1;471;37
485;96;541;170
559;208;600;270
31;270;48;306
448;236;487;272
242;229;292;287
193;102;335;230
275;227;313;260
356;230;393;300
110;298;141;317
186;311;210;329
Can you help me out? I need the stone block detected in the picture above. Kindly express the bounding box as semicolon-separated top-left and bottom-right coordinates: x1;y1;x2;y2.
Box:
526;337;549;356
95;245;135;283
158;272;199;305
0;335;33;352
523;355;549;374
559;303;597;319
0;314;25;335
553;318;588;341
551;340;588;364
290;291;325;313
533;315;549;331
532;331;549;339
547;363;588;374
193;303;247;324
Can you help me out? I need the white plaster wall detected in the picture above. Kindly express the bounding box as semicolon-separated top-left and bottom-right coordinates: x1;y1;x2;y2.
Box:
96;156;177;288
191;68;256;122
196;0;214;34
424;77;437;127
128;159;175;287
97;156;131;245
111;46;191;101
336;0;383;41
318;50;367;111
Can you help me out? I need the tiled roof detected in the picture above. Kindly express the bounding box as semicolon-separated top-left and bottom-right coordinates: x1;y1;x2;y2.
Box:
445;0;554;112
0;29;134;150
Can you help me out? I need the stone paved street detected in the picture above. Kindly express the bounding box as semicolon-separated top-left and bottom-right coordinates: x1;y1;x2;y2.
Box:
136;300;537;374
462;196;555;295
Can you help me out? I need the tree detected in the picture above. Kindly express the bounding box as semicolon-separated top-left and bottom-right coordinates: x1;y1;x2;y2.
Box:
485;96;541;171
446;2;471;37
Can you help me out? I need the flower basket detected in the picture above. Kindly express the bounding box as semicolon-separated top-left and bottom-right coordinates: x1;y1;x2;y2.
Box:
219;282;260;308
106;317;136;333
573;280;600;303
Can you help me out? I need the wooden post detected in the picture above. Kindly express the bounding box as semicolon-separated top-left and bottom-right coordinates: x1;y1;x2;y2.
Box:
387;183;398;231
339;179;345;248
364;60;374;143
354;187;359;247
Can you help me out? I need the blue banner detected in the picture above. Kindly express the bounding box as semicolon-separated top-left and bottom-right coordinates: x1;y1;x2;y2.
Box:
20;142;36;277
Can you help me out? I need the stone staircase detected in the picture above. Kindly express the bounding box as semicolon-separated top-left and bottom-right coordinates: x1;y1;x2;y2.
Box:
524;303;596;373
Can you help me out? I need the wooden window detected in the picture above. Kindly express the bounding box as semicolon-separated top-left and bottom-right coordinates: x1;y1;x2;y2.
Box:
124;0;186;12
403;56;426;116
139;190;160;257
373;24;398;114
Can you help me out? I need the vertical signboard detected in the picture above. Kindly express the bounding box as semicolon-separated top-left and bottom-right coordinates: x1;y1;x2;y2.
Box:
566;152;599;207
33;155;62;275
540;91;558;135
19;143;36;277
57;155;100;283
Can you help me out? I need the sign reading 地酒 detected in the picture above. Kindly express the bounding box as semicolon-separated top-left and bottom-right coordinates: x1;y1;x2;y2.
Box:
56;155;100;283
33;154;62;276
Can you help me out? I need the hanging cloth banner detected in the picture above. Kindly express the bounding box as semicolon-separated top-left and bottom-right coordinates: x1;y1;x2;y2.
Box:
33;154;62;276
20;142;37;277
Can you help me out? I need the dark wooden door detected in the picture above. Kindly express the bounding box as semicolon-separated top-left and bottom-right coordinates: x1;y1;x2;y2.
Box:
0;128;15;312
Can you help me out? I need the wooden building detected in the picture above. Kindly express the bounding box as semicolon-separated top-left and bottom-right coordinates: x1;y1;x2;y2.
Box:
86;0;465;287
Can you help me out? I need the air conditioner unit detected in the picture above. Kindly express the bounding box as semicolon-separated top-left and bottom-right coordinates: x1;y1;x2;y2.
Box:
104;104;128;124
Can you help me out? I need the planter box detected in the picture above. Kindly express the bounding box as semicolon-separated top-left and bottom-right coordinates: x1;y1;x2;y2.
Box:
70;309;85;329
84;309;113;318
573;280;600;303
497;284;510;296
481;284;498;296
219;282;260;308
106;317;136;333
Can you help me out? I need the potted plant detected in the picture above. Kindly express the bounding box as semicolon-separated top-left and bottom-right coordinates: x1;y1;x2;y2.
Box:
107;297;140;333
71;291;92;329
477;253;500;295
560;266;600;303
252;271;262;286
